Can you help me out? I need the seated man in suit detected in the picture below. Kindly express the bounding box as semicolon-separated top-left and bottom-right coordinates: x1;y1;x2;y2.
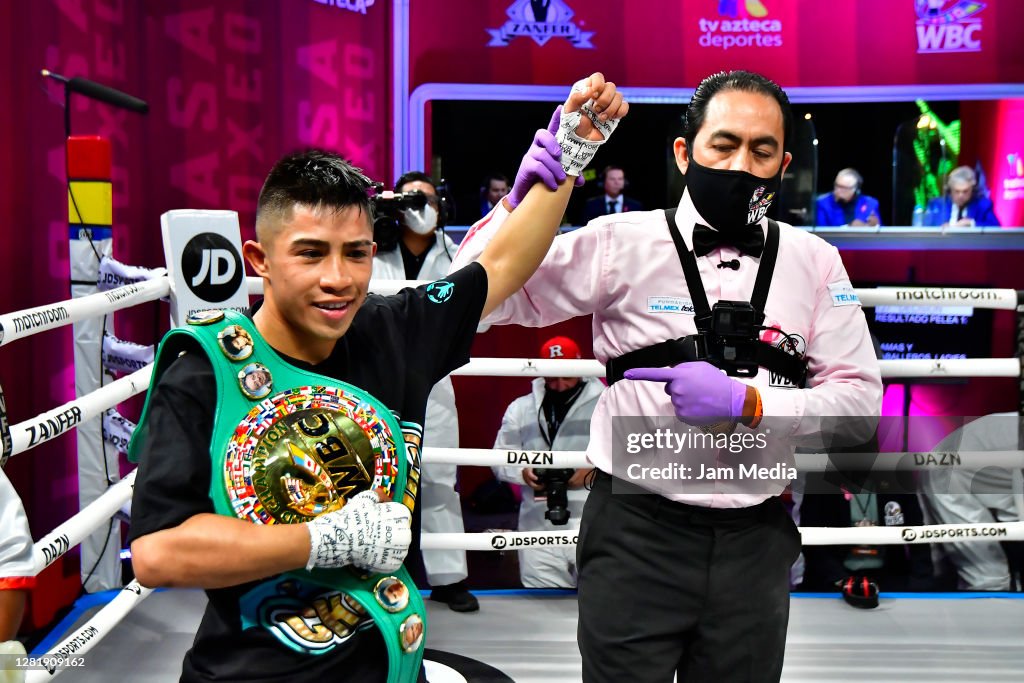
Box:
581;165;642;224
479;173;510;219
815;168;881;227
925;165;1000;227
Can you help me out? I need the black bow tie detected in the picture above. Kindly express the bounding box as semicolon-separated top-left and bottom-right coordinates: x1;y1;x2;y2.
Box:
691;223;764;258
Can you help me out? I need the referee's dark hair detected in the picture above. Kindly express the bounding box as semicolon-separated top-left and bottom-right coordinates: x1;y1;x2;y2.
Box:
682;70;794;154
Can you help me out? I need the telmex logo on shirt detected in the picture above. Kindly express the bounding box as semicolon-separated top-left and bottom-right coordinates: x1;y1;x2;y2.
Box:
648;296;695;315
828;282;860;307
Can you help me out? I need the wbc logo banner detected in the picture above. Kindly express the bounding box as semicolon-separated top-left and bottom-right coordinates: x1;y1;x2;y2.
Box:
915;0;986;54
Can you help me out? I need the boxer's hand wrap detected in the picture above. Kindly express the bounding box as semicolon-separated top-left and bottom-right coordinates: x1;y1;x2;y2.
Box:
305;490;412;574
555;79;621;176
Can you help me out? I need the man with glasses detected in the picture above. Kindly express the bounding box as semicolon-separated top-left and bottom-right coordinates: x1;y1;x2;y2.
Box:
816;168;881;227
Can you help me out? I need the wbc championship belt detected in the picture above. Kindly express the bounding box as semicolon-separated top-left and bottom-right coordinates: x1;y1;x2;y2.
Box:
129;310;425;683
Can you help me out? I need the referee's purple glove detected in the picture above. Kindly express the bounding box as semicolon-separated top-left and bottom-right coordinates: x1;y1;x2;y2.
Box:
625;361;748;426
506;106;585;209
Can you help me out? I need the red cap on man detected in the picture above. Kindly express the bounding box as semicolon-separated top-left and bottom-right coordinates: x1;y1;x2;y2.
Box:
539;336;582;360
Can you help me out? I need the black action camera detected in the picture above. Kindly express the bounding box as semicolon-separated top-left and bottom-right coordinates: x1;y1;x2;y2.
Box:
535;468;574;526
370;184;429;251
699;300;760;378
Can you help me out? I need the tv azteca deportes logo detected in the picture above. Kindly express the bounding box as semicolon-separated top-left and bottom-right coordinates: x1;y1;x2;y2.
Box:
698;0;783;50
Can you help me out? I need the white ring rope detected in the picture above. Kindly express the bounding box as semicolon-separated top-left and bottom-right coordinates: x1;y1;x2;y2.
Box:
32;470;136;575
856;287;1020;309
0;277;169;347
24;581;153;683
6;365;153;459
6;276;1023;672
447;357;1022;379
420;521;1024;552
251;277;1024;310
878;358;1021;378
423;447;1024;472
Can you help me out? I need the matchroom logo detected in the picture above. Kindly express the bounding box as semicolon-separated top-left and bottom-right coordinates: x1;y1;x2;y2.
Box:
915;0;986;54
698;0;782;50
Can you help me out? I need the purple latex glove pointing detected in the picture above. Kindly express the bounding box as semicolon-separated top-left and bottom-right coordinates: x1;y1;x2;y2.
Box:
624;361;748;426
507;106;585;209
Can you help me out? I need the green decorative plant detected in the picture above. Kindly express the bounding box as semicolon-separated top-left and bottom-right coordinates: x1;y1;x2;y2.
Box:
911;100;960;210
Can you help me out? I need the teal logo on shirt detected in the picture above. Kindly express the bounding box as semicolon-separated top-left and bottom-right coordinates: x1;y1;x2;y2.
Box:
426;280;454;304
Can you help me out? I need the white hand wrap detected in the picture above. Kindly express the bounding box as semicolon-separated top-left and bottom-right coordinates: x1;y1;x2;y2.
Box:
306;490;413;574
555;79;621;176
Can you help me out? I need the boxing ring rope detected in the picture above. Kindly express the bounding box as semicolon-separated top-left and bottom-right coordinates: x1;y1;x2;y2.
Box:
22;475;147;683
256;277;1024;311
0;278;168;348
31;472;136;575
420;521;1024;551
3;279;1023;677
422;447;1024;471
448;357;1023;379
5;367;153;459
22;583;151;683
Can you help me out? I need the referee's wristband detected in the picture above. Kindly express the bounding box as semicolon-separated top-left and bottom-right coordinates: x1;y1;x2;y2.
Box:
740;387;763;430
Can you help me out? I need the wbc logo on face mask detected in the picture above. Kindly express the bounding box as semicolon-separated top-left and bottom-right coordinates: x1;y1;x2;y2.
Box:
747;185;775;224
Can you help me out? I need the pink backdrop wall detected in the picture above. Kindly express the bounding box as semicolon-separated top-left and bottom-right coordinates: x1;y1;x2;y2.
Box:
1;1;1022;621
410;0;1024;89
0;0;393;625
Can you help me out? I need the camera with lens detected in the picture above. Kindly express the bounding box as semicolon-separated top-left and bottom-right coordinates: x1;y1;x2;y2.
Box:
535;468;574;525
698;300;760;378
370;184;429;252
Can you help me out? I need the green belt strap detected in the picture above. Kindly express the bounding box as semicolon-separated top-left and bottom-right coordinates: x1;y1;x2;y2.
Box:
129;310;424;683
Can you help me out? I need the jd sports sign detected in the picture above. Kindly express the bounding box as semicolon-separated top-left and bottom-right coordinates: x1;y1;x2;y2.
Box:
161;210;250;327
182;233;244;301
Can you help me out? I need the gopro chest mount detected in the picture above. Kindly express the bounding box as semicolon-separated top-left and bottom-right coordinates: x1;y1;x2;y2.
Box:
606;208;807;388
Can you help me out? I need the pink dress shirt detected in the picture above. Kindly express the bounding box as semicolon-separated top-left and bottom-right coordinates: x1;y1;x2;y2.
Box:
454;190;882;508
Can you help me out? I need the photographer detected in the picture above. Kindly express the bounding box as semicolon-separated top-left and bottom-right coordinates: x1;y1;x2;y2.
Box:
372;172;478;612
492;336;600;588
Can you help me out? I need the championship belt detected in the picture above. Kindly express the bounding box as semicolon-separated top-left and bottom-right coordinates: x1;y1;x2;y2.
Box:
129;310;425;683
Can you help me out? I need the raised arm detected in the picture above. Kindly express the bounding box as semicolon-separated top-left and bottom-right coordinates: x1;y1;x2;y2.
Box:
476;73;627;319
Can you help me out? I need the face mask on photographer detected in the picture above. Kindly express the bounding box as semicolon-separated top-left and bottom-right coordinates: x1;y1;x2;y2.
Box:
685;156;782;235
401;204;438;235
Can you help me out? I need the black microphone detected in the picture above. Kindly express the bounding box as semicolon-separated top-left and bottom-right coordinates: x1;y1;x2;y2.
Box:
717;259;740;270
41;69;149;114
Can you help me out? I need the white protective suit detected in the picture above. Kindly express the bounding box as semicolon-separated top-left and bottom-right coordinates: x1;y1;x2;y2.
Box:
493;377;603;587
373;230;468;585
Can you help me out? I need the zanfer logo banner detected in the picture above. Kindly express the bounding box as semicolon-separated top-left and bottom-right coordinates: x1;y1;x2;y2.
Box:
487;0;594;48
915;0;986;54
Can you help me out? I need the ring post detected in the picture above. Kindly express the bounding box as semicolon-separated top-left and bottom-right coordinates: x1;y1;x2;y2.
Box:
68;136;120;592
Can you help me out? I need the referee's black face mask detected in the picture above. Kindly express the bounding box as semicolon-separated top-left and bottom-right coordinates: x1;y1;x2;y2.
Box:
685;157;783;234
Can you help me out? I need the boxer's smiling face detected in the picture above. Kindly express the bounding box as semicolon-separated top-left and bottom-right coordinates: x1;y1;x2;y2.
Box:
244;203;376;364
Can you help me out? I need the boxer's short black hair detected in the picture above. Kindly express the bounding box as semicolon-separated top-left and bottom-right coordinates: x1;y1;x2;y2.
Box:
255;149;373;242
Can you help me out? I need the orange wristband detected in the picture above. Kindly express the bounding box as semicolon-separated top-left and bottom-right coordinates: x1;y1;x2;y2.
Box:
749;388;763;429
